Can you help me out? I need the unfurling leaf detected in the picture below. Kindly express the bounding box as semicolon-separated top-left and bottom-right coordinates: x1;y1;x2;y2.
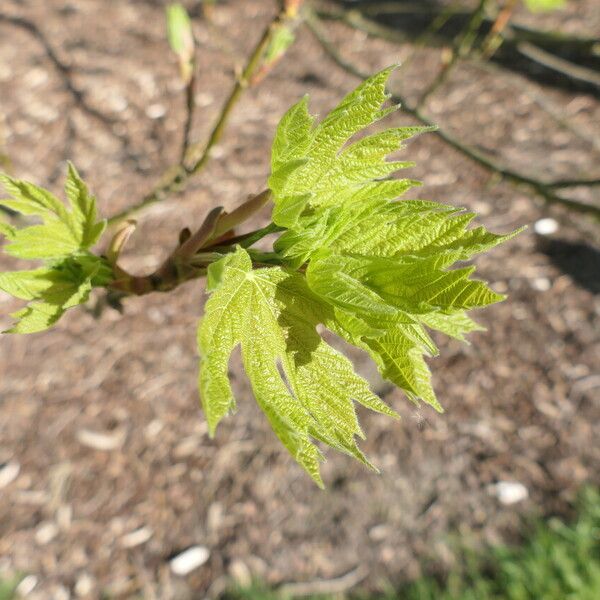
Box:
0;165;111;333
0;163;106;260
166;3;195;83
263;24;295;66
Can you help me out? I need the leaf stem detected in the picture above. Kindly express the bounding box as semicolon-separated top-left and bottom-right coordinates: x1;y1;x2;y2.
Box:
108;217;284;297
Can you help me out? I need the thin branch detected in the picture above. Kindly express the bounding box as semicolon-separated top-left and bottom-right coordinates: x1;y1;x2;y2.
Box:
305;12;600;220
481;0;517;58
417;0;488;110
398;3;460;73
515;40;600;90
547;177;600;189
316;3;600;85
206;221;284;251
210;189;272;240
108;220;285;297
107;1;305;226
174;206;224;259
181;70;197;164
473;59;600;154
316;5;409;44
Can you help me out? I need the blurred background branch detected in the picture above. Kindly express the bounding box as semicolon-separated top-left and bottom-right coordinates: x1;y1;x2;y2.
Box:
307;0;599;219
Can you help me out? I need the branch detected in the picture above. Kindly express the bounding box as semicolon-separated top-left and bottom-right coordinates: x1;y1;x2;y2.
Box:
547;177;600;189
108;190;278;297
417;0;488;110
481;0;517;58
181;70;197;164
473;59;600;154
305;12;600;220
515;40;600;90
317;3;600;90
107;1;304;226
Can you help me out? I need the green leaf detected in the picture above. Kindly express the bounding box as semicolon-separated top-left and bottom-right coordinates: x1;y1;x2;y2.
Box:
0;166;110;333
65;162;106;248
0;165;106;259
0;268;67;301
198;246;398;486
268;67;436;226
1;260;99;334
166;3;194;56
263;24;295;65
524;0;566;12
304;250;504;411
418;310;485;342
166;3;195;83
265;67;521;419
271;95;313;172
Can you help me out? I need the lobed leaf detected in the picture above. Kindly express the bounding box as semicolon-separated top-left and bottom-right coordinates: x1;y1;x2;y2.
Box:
197;246;398;486
0;165;110;333
265;66;522;422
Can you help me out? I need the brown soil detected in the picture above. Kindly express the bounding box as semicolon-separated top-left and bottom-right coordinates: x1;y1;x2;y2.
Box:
0;1;598;598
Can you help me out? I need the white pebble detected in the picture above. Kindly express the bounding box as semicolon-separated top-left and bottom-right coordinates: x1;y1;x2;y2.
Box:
120;526;153;548
145;419;164;438
195;92;214;107
108;95;129;113
368;524;390;542
76;429;124;451
75;573;95;597
489;481;529;505
35;521;59;545
0;461;20;488
531;277;551;291
16;575;38;596
54;585;71;600
170;546;210;576
534;218;558;236
146;103;167;119
229;559;252;587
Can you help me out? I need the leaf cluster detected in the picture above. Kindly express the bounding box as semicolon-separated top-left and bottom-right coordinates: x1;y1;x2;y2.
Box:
0;68;520;485
198;67;521;484
0;164;110;333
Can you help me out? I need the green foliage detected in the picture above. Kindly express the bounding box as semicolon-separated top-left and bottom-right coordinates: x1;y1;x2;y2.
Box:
0;573;22;600
199;67;520;483
524;0;566;12
224;487;600;600
0;164;110;333
197;246;397;487
263;25;296;65
0;68;518;484
396;487;600;600
166;3;195;83
166;3;193;56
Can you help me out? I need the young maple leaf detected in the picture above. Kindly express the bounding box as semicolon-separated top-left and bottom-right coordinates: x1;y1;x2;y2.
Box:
198;67;522;484
0;164;110;333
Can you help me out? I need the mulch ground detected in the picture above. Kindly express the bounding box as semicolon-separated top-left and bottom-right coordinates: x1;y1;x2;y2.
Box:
0;0;598;598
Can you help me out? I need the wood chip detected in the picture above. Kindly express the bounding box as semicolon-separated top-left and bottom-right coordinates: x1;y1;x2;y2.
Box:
76;429;125;451
120;526;153;548
0;460;20;488
170;546;210;576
